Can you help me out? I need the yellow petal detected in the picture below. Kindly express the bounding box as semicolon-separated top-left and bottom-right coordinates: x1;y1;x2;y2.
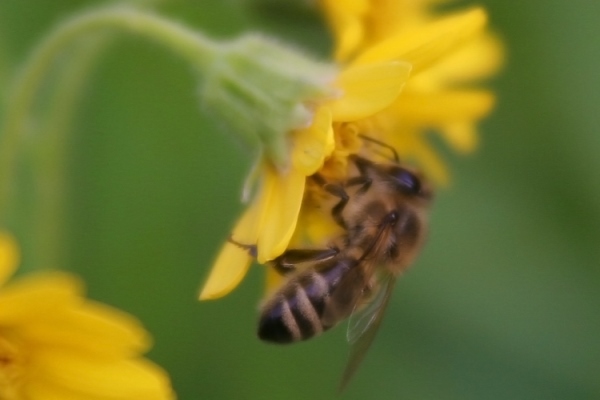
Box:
352;8;487;73
408;136;450;186
390;133;449;185
25;380;85;400
233;174;274;244
292;107;334;175
199;242;252;300
422;33;504;87
265;266;284;295
302;207;342;245
257;168;306;263
199;174;274;300
320;0;368;61
31;351;174;400
392;90;495;124
0;231;19;286
0;272;82;324
334;18;363;62
18;300;151;359
25;380;94;400
360;0;426;43
440;122;479;153
329;61;411;121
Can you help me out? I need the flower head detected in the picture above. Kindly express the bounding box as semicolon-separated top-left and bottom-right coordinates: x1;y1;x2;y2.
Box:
199;2;502;299
0;233;174;399
322;0;503;181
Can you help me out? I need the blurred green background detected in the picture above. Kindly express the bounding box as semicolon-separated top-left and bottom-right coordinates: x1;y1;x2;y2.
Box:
1;0;599;399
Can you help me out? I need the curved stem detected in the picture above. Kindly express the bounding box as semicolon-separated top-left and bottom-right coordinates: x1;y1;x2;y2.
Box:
0;5;218;221
24;34;112;272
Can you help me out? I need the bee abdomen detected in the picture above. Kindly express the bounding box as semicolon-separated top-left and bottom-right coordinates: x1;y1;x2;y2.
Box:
257;286;323;343
258;258;355;344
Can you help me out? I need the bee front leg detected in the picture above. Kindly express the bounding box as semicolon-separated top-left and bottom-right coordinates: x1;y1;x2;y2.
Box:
311;174;350;229
269;247;339;276
345;154;376;195
345;175;372;195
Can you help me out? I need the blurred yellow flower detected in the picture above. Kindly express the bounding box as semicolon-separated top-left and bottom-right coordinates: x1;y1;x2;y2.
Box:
199;2;502;300
0;233;175;400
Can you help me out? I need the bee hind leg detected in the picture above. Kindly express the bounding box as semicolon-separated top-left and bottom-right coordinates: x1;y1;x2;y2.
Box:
227;236;257;257
269;247;339;276
229;236;339;276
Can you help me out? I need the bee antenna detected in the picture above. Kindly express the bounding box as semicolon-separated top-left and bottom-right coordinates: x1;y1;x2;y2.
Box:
358;134;399;163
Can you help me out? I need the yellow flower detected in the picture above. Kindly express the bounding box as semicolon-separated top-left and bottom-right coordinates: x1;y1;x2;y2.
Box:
0;233;175;400
200;61;411;300
322;0;503;182
199;3;502;300
320;0;433;61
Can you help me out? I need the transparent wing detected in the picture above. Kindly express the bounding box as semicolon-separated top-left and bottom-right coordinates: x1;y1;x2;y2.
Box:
347;271;395;344
321;263;372;328
338;271;397;392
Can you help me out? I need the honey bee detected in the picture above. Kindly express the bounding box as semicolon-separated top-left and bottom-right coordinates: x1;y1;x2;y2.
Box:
252;143;433;389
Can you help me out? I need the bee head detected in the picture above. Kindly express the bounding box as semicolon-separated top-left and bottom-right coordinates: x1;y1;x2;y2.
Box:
387;166;433;200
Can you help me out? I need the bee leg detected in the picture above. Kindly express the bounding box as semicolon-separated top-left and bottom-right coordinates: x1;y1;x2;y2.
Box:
345;175;372;195
229;235;339;276
328;186;350;229
269;247;339;275
349;154;376;175
227;237;257;257
311;174;349;229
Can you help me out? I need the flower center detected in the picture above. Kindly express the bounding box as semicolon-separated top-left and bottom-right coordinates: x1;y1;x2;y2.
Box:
0;334;24;400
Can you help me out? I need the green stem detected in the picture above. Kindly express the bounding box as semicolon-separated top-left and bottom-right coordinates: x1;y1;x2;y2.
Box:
24;34;112;272
0;33;12;102
0;5;218;222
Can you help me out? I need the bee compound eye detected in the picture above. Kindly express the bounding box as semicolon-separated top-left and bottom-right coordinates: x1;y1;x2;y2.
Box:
390;167;421;195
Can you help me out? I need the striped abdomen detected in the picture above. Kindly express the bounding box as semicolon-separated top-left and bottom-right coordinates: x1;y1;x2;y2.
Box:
258;257;356;344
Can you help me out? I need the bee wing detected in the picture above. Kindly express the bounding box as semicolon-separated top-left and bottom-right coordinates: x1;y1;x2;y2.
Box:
347;270;395;344
321;260;374;328
338;271;397;392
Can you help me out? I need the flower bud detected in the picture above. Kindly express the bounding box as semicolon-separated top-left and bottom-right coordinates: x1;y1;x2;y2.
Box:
200;34;336;169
